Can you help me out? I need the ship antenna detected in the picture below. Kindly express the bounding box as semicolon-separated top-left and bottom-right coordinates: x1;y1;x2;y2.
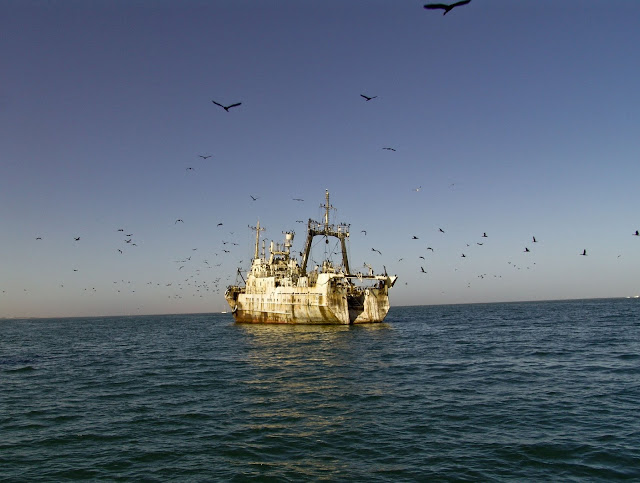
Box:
321;189;333;231
249;221;265;260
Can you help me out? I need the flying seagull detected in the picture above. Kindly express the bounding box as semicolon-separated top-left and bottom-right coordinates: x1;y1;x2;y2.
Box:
524;247;530;252
175;219;184;224
293;198;304;201
74;237;80;241
424;0;471;15
199;155;212;159
212;100;242;112
439;228;445;233
360;94;377;101
250;195;259;201
372;248;382;255
580;249;587;256
533;236;538;243
382;147;396;151
634;230;639;236
412;236;419;240
361;230;367;235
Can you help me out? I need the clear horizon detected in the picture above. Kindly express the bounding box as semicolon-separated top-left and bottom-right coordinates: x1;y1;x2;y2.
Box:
2;1;639;318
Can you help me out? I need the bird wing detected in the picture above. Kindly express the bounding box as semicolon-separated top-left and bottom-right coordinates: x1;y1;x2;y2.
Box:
212;100;224;108
452;0;471;7
227;102;242;109
424;4;449;10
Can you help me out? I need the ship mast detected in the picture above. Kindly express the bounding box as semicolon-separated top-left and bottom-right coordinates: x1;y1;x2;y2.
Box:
301;190;351;275
249;221;265;260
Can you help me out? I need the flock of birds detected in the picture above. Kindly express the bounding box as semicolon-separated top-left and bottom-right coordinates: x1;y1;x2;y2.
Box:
5;0;639;312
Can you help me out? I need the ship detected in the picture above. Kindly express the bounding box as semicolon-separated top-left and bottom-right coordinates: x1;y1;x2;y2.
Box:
225;190;397;324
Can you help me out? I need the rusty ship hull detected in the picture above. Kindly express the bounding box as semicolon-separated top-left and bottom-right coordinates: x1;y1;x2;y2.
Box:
225;275;394;325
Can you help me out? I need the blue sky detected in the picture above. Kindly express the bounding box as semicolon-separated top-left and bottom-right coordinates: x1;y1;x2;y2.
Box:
2;0;639;318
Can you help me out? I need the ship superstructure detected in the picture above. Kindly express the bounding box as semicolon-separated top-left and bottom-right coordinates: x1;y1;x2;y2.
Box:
225;190;396;324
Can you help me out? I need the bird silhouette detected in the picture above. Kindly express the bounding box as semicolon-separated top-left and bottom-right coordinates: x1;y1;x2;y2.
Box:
175;219;184;224
427;247;434;251
634;230;639;236
199;155;212;159
361;230;367;235
36;237;42;240
482;232;488;238
360;94;377;101
424;0;471;15
372;248;382;255
412;236;419;239
74;237;80;241
382;147;396;151
250;195;259;201
580;249;587;256
439;228;445;233
212;100;241;112
524;247;530;252
117;229;124;232
217;223;223;226
292;198;304;201
533;236;538;243
421;266;427;273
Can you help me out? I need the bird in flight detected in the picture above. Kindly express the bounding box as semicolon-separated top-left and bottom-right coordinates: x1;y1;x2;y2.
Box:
412;236;419;240
372;248;382;255
74;237;80;241
439;228;445;233
292;198;304;202
117;228;124;232
482;232;488;238
361;230;367;235
175;219;184;224
634;230;639;236
382;147;396;152
580;249;587;256
217;223;223;226
524;247;530;252
36;237;42;240
199;155;212;159
532;236;538;243
360;94;377;101
212;100;242;112
250;195;259;201
424;0;471;15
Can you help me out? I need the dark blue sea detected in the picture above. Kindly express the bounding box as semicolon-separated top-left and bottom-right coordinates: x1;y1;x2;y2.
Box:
2;298;639;481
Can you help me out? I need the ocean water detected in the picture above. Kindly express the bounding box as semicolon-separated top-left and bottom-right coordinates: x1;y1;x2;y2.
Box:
1;298;639;481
